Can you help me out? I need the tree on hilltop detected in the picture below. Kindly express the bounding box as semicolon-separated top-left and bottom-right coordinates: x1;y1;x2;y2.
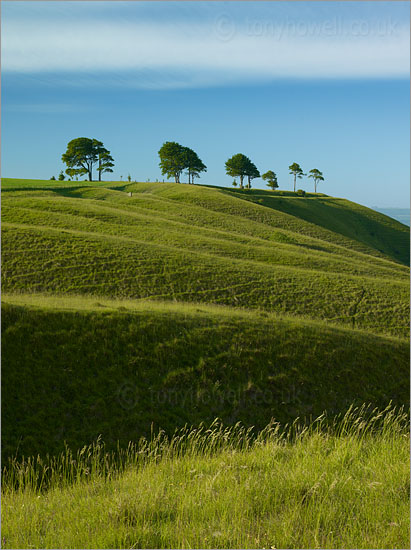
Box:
183;147;207;184
158;142;206;184
308;168;324;193
62;138;114;182
97;148;115;182
289;162;304;192
158;142;186;183
262;170;278;191
225;154;248;189
225;153;258;190
245;159;260;190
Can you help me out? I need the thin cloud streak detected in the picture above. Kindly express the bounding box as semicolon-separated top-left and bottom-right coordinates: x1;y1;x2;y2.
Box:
2;19;409;89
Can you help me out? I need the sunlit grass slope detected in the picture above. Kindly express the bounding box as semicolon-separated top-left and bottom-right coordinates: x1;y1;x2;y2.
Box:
2;294;409;461
2;406;409;550
130;182;409;264
2;179;409;338
225;187;410;266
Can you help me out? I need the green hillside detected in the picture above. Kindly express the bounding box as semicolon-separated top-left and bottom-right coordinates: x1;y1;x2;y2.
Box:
225;187;410;266
2;179;409;337
1;178;409;462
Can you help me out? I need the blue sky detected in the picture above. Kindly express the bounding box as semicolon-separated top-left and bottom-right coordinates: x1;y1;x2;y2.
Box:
2;1;410;208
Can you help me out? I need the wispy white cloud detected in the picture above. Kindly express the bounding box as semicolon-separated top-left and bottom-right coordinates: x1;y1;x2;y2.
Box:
2;15;409;89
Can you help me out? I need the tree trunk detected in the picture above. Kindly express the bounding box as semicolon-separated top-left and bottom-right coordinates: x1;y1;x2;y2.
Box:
315;180;317;193
294;174;296;192
240;175;244;189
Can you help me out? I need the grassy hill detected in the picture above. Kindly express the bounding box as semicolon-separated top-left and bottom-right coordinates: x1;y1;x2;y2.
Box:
2;178;409;549
225;187;410;265
2;179;409;337
1;178;409;461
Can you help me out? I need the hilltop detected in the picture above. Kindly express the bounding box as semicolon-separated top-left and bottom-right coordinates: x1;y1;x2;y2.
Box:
1;178;409;460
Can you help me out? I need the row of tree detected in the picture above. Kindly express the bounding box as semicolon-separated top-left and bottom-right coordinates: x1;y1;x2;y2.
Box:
158;143;324;192
288;163;324;193
60;137;324;192
227;159;324;193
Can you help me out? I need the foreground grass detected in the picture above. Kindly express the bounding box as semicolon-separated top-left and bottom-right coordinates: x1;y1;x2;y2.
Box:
2;405;409;549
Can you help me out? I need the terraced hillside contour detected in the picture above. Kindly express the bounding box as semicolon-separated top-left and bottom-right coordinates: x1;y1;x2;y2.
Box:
2;179;409;337
1;178;409;459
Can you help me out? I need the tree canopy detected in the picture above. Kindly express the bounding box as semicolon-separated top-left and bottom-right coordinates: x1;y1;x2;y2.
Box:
262;170;278;191
158;142;185;183
308;168;324;193
183;147;207;184
289;163;304;192
97;149;115;182
245;159;260;189
158;142;206;184
62;138;114;182
225;154;259;189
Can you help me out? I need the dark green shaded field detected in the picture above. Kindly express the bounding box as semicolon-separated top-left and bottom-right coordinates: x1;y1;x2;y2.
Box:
2;295;409;461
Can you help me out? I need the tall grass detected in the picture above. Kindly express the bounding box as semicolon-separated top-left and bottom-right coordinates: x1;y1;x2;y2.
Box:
2;405;409;549
3;403;408;493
